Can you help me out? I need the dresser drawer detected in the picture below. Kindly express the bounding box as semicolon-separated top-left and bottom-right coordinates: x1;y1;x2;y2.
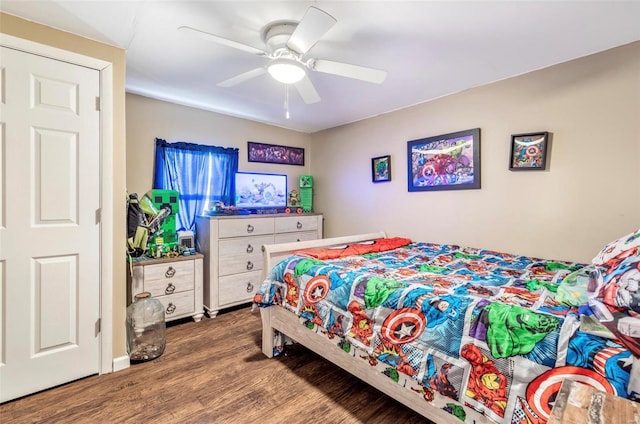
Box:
218;271;262;306
155;291;195;320
144;275;194;298
275;215;318;233
218;252;265;276
218;217;274;238
218;235;274;258
142;261;194;298
274;230;319;244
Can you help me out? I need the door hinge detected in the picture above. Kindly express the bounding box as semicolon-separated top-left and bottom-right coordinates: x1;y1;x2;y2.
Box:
95;96;101;111
95;208;101;224
95;318;101;336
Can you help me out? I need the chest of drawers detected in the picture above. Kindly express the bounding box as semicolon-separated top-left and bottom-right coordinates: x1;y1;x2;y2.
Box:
127;253;204;323
196;213;323;317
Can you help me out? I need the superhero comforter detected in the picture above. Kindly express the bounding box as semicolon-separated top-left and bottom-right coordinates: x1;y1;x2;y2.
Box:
253;240;638;424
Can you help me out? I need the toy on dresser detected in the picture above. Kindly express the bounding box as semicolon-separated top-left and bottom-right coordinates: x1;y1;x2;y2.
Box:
299;175;313;212
286;189;303;214
206;201;251;216
146;189;180;257
285;175;314;214
126;190;180;259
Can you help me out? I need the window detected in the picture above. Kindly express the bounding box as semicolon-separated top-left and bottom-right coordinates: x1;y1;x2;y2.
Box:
153;138;238;232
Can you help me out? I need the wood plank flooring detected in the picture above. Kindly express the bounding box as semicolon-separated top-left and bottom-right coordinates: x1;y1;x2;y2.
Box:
1;306;433;423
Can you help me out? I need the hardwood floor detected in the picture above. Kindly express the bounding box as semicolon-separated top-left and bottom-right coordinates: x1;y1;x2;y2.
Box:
1;306;432;423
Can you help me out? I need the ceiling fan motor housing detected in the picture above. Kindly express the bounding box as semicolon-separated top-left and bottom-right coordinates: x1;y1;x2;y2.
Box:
264;22;297;54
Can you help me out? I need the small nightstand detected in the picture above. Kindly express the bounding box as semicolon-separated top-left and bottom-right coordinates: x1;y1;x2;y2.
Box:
127;253;205;323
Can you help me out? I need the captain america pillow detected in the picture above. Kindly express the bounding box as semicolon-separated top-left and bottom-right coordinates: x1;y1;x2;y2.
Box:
590;229;640;313
592;228;640;265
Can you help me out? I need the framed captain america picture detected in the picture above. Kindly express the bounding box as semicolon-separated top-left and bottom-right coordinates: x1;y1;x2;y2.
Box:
509;132;549;171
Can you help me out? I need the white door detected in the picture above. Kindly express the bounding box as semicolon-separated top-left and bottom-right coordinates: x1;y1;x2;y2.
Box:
0;46;101;403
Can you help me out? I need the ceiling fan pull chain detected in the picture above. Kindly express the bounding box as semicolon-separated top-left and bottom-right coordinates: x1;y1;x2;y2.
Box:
285;85;290;119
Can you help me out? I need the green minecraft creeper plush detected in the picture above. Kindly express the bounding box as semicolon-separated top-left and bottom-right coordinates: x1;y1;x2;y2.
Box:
145;189;179;252
299;175;313;212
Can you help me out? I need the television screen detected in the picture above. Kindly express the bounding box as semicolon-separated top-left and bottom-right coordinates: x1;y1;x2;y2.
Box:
234;172;288;210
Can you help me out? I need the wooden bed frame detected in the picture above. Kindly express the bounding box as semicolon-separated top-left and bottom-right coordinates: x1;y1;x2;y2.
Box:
259;232;488;424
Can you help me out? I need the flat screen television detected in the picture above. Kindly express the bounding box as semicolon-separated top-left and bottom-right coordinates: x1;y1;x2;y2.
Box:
234;172;288;211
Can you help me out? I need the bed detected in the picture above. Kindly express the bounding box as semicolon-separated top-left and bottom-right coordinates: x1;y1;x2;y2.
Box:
253;231;640;424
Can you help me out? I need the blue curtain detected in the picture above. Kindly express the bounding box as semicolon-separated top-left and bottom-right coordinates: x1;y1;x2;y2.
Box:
153;138;238;233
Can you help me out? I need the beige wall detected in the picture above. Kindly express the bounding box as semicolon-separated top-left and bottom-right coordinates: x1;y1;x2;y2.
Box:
310;42;640;263
126;93;312;197
0;13;128;358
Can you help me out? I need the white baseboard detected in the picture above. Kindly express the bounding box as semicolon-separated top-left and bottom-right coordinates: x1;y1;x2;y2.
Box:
112;355;130;372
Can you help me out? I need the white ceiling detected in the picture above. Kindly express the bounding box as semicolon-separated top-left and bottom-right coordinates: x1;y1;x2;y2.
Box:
2;1;640;133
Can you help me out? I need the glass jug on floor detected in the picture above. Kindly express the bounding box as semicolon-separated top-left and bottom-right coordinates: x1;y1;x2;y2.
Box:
126;292;166;362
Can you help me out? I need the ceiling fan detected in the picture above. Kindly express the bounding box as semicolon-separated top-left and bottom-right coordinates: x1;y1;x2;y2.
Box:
178;6;387;105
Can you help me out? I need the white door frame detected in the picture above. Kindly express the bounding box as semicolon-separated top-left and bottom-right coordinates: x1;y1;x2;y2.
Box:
0;33;115;374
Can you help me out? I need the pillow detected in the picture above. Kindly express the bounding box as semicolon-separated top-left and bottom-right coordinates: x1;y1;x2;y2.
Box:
588;229;640;313
592;228;640;265
600;255;640;313
295;237;412;259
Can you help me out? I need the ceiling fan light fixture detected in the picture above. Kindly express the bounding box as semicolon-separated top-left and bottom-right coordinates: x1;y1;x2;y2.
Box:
267;58;306;84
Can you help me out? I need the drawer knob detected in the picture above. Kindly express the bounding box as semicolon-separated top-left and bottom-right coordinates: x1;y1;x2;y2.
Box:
166;303;176;315
246;261;254;270
246;282;254;293
246;244;254;253
165;283;176;294
261;245;265;252
246;224;254;233
297;221;302;229
165;266;176;278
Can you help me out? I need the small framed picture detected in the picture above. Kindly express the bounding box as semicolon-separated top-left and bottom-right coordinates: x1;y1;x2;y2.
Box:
509;132;549;171
372;155;391;183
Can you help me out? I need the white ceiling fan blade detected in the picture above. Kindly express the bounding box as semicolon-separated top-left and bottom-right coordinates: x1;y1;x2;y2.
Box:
294;75;321;104
178;26;267;56
287;7;336;55
218;68;266;87
313;59;387;84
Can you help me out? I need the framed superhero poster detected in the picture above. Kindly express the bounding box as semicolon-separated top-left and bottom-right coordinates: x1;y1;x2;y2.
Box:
509;132;549;171
407;128;481;192
247;141;305;166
